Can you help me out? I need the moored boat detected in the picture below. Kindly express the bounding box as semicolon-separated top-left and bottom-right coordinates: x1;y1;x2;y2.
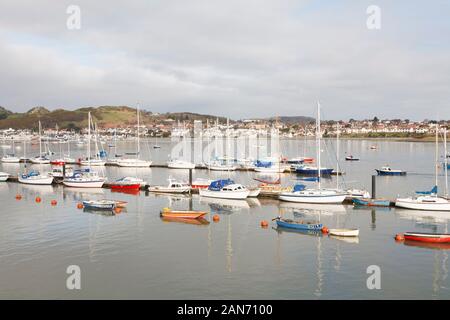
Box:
274;217;323;231
167;159;196;169
353;198;391;207
375;166;406;176
199;179;250;199
18;171;54;185
403;232;450;243
148;179;191;193
160;207;207;219
82;200;116;210
0;172;10;182
345;155;360;161
328;228;360;237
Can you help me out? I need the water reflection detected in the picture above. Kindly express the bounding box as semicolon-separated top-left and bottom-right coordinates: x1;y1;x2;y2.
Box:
199;197;250;213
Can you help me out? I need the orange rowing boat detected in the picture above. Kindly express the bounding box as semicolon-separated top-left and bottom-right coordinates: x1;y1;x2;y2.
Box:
160;207;208;219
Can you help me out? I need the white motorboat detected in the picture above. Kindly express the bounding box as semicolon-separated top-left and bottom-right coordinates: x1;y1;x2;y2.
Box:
0;172;9;181
167;159;196;169
148;179;191;193
199;179;250;200
18;171;54;185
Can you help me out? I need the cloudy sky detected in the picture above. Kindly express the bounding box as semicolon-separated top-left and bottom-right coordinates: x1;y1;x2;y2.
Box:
0;0;449;120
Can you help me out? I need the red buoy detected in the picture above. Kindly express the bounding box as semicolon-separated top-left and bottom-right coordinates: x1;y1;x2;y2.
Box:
77;203;84;209
395;233;404;241
35;197;42;203
321;226;329;234
213;214;220;222
260;220;269;228
15;194;22;200
51;200;57;206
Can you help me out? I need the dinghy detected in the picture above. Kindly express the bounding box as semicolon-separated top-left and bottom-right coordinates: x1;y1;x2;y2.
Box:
345;155;360;161
353;198;391;207
376;166;406;176
274;217;323;231
328;228;360;237
82;200;116;210
403;232;450;243
160;207;207;219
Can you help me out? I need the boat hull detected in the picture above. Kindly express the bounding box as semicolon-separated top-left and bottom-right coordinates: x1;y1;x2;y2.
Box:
18;176;54;185
403;232;450;243
63;179;105;188
148;186;191;193
199;188;249;200
276;219;323;231
110;183;141;190
353;198;391;207
160;210;207;219
328;228;360;237
395;198;450;211
279;192;346;204
295;168;333;175
376;169;406;176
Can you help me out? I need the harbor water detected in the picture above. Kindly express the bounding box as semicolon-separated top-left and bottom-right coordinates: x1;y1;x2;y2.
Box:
0;138;449;299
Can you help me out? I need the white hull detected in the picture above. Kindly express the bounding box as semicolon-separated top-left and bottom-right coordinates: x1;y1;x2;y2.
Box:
199;188;249;200
30;159;50;164
18;175;54;185
80;160;106;166
63;179;105;188
248;188;261;197
1;157;20;163
328;229;360;237
395;197;450;211
116;159;152;167
167;161;196;169
0;173;9;181
207;165;237;171
148;186;190;193
279;189;347;204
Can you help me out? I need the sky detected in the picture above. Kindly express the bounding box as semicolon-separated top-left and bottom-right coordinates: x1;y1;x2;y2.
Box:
0;0;449;120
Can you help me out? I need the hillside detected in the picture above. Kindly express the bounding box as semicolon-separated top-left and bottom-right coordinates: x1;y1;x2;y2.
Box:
0;106;230;130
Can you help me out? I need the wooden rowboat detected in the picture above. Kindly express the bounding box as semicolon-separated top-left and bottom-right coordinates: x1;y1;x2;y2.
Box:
160;208;207;219
328;228;360;237
403;232;450;243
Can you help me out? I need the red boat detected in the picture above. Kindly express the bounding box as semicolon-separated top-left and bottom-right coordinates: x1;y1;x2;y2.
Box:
403;232;450;243
110;183;141;190
50;159;65;165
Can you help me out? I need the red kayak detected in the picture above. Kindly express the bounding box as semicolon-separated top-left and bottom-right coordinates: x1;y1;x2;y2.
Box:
403;232;450;243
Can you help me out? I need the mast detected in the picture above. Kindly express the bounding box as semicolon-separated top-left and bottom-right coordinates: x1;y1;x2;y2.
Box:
435;123;439;194
336;122;339;190
137;103;140;159
317;102;321;190
88;112;91;168
39;120;42;158
444;127;448;198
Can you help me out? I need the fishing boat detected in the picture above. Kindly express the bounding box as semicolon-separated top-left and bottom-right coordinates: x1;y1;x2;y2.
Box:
395;126;450;211
148;179;191;193
328;228;359;237
403;232;450;243
274;217;323;231
1;154;20;163
353;198;391;207
345;155;360;161
0;172;9;181
191;178;212;189
18;171;54;185
160;207;207;219
375;166;406;176
167;159;196;169
82;200;116;210
199;179;250;200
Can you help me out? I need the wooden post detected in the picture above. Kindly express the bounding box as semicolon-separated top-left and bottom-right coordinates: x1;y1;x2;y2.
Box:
62;163;66;178
189;169;193;186
371;175;376;199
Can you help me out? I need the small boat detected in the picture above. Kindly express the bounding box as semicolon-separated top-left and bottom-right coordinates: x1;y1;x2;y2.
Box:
79;158;106;166
248;187;261;197
295;165;334;175
274;217;323;231
328;228;360;237
279;184;347;204
346;189;371;199
114;176;147;187
206;162;237;171
116;158;151;167
345;155;360;161
62;169;106;188
50;159;66;165
148;179;191;193
153;145;161;149
353;198;391;207
375;166;407;176
48;167;74;178
403;232;450;243
167;159;196;169
395;195;450;211
370;145;378;150
82;200;116;210
160;216;209;225
110;181;141;190
0;172;9;182
1;154;20;163
199;179;250;199
160;207;207;219
18;171;54;185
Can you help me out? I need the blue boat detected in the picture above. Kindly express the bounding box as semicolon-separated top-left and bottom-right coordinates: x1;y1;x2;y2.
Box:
375;166;406;176
352;198;391;207
82;200;116;210
295;165;334;175
275;217;323;231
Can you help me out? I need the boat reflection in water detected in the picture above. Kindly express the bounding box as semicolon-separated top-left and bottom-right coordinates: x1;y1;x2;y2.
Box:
402;240;450;250
83;208;116;216
199;197;250;213
160;216;209;226
329;235;360;244
111;188;141;196
279;202;347;215
273;226;322;238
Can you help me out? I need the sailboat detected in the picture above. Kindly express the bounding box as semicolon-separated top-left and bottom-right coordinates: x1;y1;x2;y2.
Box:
30;121;50;164
395;125;450;211
279;102;347;204
116;104;152;167
63;112;106;188
80;122;106;166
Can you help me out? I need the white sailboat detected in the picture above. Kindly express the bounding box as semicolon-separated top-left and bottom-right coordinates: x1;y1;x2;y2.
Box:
395;125;450;211
63;112;106;188
279;102;347;204
30;121;50;164
116;104;152;167
80;122;106;166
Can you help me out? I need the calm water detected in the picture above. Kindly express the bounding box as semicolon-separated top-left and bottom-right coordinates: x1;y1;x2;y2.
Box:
0;138;449;299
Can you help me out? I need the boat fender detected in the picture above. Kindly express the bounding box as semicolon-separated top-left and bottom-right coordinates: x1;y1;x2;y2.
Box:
395;233;404;241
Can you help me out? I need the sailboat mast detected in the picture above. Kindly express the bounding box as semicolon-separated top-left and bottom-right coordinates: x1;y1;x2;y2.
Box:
317;102;321;190
435;123;439;193
39;120;42;157
444;127;448;198
137;104;140;158
88;112;91;168
336;122;339;189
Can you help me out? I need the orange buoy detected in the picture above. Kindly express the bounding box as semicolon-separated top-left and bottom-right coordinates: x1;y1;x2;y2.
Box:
77;203;84;209
213;214;220;222
395;233;404;241
260;220;269;228
114;207;122;214
35;197;41;203
321;226;329;234
15;194;22;200
51;200;57;206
